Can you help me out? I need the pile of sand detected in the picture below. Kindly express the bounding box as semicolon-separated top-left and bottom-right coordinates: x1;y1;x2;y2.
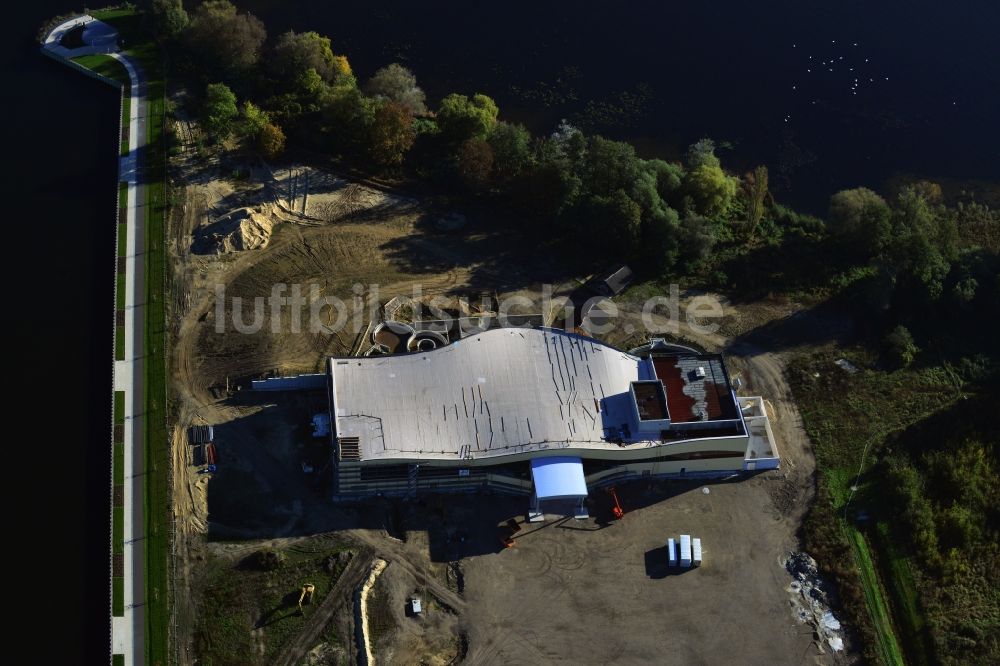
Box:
199;205;277;254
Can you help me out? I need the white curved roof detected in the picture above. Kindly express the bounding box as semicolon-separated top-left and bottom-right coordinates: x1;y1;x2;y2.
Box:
330;327;645;461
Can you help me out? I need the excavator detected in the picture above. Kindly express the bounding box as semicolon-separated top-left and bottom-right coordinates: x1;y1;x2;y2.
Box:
297;583;315;614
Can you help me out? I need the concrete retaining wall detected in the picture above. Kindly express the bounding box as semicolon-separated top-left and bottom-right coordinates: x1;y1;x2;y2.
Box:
250;373;327;391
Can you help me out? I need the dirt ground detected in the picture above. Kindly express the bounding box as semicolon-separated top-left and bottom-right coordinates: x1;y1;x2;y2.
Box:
166;143;840;664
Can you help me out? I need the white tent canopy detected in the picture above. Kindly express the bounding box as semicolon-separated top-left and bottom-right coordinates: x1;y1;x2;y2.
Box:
531;456;588;499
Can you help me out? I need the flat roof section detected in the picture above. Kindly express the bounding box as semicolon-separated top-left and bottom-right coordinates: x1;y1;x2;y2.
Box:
631;381;668;421
331;328;643;461
330;328;751;463
651;355;738;422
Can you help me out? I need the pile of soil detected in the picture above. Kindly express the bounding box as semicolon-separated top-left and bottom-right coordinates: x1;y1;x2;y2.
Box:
193;205;277;255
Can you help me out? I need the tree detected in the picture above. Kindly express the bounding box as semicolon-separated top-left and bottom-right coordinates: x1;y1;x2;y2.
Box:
582;136;640;197
241;101;269;138
323;86;376;153
258;123;286;160
437;93;498;143
575;190;642;256
828;187;892;257
368;101;415;167
456;138;494;188
685;138;720;169
743;165;769;240
684;164;736;217
145;0;188;40
886;185;957;298
645;159;684;204
364;64;427;116
885;325;918;368
272;30;345;84
678;215;717;269
515;159;581;220
637;203;680;273
202;83;239;139
488;122;533;180
186;0;266;76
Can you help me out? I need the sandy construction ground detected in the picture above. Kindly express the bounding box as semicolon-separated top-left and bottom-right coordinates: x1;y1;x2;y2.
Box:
166;150;840;664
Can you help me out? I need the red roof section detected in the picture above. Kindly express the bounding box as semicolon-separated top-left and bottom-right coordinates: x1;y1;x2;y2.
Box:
652;357;697;423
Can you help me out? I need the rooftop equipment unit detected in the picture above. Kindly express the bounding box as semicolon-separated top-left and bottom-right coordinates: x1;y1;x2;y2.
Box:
692;538;702;566
667;538;677;566
695;366;706;379
679;534;692;567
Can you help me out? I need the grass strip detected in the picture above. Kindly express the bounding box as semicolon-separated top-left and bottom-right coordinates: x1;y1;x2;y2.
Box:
846;525;905;666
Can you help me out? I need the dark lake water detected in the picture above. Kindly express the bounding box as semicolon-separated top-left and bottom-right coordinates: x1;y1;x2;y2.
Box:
246;0;1000;211
6;2;117;659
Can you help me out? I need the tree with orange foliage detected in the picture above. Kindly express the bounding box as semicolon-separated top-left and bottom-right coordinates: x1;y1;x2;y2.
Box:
368;101;415;167
258;122;286;160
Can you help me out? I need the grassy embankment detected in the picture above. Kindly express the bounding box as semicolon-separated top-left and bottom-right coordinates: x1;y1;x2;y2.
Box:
71;53;129;86
790;352;957;665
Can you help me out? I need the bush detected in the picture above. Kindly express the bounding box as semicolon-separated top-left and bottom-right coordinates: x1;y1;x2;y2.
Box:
885;325;918;368
247;548;285;571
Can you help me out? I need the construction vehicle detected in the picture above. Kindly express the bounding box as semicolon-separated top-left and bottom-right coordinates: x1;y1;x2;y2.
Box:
608;486;625;519
298;583;315;614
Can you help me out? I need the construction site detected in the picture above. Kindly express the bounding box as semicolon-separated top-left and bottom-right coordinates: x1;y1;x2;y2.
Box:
168;126;844;663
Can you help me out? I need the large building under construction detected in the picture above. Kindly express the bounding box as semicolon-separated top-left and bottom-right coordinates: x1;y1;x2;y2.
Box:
326;327;779;514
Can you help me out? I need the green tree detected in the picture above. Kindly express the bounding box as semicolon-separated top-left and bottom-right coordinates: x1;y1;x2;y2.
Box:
678;215;717;269
582;136;639;197
456;138;494;188
488;121;533;180
685;138;720;169
886;185;957;298
576;190;642;256
258;123;286;159
637;203;681;273
364;64;427;116
515;159;581;220
186;0;266;76
437;93;498;143
241;101;269;138
324;86;376;153
272;30;345;84
828;187;892;257
368;101;416;167
684;164;736;217
145;0;188;40
645;159;684;204
743;165;769;240
885;325;918;368
203;83;239;140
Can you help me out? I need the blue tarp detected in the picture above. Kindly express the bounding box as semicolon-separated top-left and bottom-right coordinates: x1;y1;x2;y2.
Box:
531;456;588;499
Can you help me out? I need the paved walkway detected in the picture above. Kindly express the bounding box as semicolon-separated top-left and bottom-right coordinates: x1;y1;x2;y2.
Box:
44;16;147;666
43;15;118;58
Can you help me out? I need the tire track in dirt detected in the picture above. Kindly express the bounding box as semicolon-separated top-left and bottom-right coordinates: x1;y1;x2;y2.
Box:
272;551;374;666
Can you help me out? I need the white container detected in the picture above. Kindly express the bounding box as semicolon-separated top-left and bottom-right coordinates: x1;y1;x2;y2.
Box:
679;534;692;567
410;597;422;614
667;538;677;566
692;538;702;566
